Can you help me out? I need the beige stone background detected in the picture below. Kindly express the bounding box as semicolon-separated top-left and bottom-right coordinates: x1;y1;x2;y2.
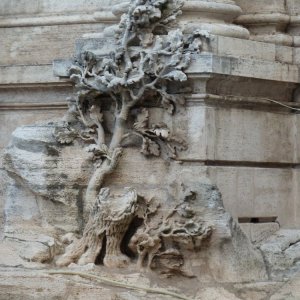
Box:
1;0;300;239
2;0;300;299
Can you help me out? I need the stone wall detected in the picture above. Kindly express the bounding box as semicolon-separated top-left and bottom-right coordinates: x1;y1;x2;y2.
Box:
1;0;300;239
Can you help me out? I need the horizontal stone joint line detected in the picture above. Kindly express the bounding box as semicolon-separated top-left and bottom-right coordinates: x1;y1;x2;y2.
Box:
177;159;300;169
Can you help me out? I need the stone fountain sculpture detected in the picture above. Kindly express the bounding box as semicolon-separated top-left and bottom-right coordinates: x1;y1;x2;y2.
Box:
2;0;268;291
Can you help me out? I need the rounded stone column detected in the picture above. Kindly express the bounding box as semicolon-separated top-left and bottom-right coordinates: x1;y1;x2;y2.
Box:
179;0;249;39
112;0;249;39
235;0;292;46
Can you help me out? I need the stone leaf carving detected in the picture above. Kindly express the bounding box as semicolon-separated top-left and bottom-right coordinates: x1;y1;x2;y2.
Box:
55;0;206;267
129;186;213;277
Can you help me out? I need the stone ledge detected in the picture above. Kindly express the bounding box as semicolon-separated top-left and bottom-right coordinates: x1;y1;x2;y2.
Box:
2;93;300;113
52;53;300;84
0;12;117;28
0;0;118;19
0;102;67;110
0;64;71;87
187;94;300;112
188;54;299;83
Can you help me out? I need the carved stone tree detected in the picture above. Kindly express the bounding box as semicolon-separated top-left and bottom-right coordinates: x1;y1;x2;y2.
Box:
55;0;205;267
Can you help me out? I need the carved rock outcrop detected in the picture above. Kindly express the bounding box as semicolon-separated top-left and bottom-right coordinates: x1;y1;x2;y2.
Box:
56;187;140;267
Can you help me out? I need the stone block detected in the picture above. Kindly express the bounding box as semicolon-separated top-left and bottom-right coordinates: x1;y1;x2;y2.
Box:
0;65;57;86
0;86;72;105
212;108;295;163
275;45;293;64
0;0;122;16
188;54;299;83
286;0;300;15
178;105;298;164
0;23;106;65
208;167;295;227
236;0;286;14
293;168;300;228
216;36;275;61
253;169;293;224
293;47;300;64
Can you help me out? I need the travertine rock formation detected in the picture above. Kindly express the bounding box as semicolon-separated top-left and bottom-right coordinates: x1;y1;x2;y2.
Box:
1;0;300;299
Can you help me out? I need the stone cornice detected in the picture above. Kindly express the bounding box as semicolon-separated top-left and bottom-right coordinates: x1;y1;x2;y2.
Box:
187;54;299;83
1;52;299;89
2;94;299;112
0;64;71;88
0;102;67;110
186;94;300;112
0;12;117;28
236;13;290;25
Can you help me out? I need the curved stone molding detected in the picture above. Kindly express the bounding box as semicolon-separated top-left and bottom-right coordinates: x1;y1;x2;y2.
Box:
287;0;300;47
112;0;249;39
235;0;292;46
180;0;249;39
290;16;300;46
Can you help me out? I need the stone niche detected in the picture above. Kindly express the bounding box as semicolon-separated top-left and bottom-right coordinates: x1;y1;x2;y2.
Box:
1;1;300;300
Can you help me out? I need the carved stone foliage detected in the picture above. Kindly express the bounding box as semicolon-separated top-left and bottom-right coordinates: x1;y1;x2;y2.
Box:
129;184;213;277
54;0;207;269
57;183;213;276
2;0;269;284
52;0;206;216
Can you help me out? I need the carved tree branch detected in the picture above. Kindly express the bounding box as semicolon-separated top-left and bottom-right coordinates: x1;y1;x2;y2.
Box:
85;148;123;207
56;0;202;268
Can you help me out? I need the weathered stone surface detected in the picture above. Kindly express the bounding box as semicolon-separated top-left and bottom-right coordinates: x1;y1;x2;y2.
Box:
240;223;280;244
209;166;297;227
3;122;91;234
0;24;106;65
235;0;292;46
270;276;300;300
1;0;300;298
175;106;299;163
260;230;300;279
0;0;122;16
1;120;267;282
196;287;241;300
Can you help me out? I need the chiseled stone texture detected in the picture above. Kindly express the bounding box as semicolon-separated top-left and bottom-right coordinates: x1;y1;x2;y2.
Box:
1;0;300;298
3;122;92;233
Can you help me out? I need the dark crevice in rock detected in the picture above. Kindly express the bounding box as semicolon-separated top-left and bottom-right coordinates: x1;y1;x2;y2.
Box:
258;247;272;280
73;183;85;233
120;216;144;259
95;235;106;265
